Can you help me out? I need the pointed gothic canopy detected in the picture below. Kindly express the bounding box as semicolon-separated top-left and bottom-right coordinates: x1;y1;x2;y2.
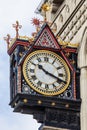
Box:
34;23;61;50
18;23;74;73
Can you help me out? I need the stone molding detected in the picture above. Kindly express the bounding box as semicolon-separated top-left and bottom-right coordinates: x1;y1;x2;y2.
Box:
39;125;69;130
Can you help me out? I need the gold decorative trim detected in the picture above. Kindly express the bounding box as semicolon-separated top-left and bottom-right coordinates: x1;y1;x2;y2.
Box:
19;36;34;43
19;36;29;40
57;36;79;48
8;36;34;49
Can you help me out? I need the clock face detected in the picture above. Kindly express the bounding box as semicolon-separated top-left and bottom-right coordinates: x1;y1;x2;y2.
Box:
23;50;70;96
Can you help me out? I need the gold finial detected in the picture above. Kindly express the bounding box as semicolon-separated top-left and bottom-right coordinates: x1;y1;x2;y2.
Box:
4;34;11;49
12;21;22;38
41;3;51;23
42;3;51;12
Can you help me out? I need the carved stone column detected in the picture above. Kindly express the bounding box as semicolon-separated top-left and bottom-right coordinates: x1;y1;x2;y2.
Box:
78;27;87;130
80;67;87;130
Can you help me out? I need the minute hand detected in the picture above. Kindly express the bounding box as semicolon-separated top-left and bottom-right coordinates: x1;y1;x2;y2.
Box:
46;71;66;84
38;65;66;84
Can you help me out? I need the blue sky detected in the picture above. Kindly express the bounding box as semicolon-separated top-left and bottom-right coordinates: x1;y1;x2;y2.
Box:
0;0;42;129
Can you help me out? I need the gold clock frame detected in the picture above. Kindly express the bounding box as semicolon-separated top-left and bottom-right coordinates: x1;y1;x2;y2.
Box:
22;50;70;96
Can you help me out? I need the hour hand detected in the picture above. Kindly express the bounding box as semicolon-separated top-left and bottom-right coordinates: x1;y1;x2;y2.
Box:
38;64;48;74
38;64;43;69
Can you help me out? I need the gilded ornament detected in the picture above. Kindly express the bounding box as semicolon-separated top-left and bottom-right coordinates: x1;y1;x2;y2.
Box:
51;102;56;106
65;52;70;57
23;99;28;103
19;52;23;57
42;3;51;12
37;100;42;104
57;36;79;48
19;36;29;41
28;37;34;43
14;102;17;106
65;104;69;108
70;60;75;64
9;37;16;48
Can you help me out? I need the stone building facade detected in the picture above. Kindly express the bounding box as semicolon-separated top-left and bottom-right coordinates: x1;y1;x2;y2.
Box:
36;0;87;44
36;0;87;130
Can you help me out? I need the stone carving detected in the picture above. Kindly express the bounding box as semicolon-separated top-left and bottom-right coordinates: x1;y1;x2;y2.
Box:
74;0;76;5
59;14;63;22
66;5;70;13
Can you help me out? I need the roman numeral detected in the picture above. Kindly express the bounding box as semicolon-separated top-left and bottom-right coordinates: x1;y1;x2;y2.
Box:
37;57;41;62
58;73;65;77
53;84;57;90
44;57;49;62
57;66;63;70
29;69;34;73
53;84;56;88
31;75;37;80
52;59;56;64
37;81;42;86
45;84;49;89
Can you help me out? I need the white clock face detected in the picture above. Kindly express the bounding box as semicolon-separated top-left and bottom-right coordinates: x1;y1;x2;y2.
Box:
23;50;70;96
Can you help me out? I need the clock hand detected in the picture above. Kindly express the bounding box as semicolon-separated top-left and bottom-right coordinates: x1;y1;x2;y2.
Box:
30;61;37;66
38;64;48;74
38;65;66;84
47;71;66;84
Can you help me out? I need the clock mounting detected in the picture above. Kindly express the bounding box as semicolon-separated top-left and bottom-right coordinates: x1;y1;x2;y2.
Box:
23;50;70;96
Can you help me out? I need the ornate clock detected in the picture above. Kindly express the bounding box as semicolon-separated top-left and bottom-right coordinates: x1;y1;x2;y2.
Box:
23;50;70;96
8;23;80;130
